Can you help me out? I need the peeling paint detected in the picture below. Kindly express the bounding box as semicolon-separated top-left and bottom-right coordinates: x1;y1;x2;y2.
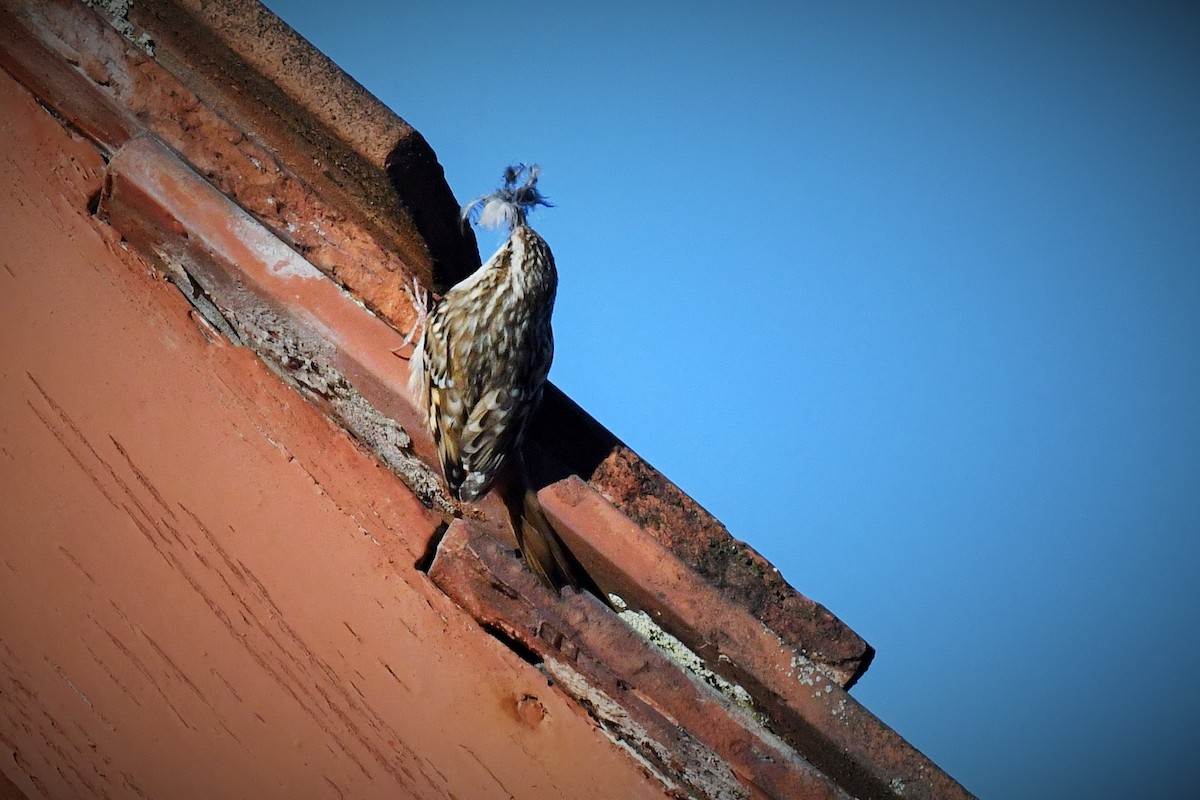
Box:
210;297;456;517
231;216;322;281
102;135;458;518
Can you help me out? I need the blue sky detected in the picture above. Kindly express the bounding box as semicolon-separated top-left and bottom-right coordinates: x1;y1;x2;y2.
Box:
264;2;1200;797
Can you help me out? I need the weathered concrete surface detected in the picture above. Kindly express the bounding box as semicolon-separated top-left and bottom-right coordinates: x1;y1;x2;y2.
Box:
0;67;669;800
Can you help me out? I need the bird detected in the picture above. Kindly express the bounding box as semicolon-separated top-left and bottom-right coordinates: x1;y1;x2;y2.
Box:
409;164;581;591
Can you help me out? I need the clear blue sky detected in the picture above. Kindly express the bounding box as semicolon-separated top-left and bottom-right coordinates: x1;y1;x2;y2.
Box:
265;2;1200;797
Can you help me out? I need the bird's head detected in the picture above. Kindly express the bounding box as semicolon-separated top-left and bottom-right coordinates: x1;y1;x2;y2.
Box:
461;163;552;231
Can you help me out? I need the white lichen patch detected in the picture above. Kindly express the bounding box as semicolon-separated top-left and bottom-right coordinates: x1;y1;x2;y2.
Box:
832;696;848;720
83;0;154;54
609;594;757;715
791;652;821;685
790;648;843;692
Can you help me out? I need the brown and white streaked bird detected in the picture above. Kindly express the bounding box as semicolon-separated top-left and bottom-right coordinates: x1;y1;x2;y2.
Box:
409;164;579;590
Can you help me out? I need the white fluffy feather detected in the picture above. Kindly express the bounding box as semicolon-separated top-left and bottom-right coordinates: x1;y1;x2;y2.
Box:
461;163;552;230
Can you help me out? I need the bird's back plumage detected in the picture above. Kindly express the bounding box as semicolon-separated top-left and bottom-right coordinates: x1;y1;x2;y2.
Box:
413;226;556;501
409;164;585;592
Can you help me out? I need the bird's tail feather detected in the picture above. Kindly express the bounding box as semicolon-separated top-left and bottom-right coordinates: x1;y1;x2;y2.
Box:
517;488;580;592
497;462;610;606
517;488;615;611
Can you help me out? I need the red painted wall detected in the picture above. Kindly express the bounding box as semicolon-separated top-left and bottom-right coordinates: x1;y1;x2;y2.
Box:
0;66;667;800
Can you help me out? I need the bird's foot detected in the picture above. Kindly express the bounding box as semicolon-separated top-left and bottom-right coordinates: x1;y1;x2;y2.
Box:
393;275;430;359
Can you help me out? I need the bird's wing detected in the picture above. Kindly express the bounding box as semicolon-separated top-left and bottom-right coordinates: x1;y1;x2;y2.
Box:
421;305;471;496
456;315;552;502
456;385;533;502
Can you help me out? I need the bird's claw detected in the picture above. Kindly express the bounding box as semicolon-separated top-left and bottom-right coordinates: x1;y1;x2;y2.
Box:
394;275;429;359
